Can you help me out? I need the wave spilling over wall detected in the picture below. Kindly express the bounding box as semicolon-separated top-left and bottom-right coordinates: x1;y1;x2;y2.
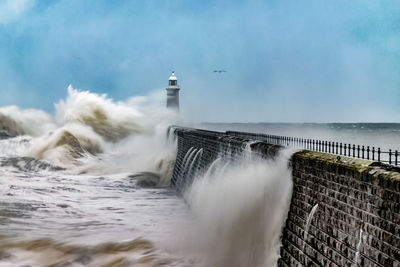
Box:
169;127;292;267
170;126;400;267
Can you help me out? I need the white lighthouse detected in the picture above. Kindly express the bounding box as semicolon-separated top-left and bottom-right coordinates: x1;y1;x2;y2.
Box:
166;71;180;112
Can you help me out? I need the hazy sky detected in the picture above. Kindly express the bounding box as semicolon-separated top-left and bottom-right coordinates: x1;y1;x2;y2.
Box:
0;0;399;122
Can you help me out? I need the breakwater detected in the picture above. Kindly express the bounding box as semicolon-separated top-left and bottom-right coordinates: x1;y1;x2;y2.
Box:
170;126;400;267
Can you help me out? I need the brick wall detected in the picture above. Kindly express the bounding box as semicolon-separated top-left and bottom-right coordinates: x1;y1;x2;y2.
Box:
170;127;400;266
280;150;400;267
170;127;281;193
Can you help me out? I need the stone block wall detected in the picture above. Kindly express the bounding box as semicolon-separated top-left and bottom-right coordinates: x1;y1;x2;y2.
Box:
170;127;280;192
170;127;400;266
280;150;400;267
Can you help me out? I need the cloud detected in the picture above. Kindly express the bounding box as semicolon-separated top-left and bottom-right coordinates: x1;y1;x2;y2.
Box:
0;0;399;122
0;0;35;24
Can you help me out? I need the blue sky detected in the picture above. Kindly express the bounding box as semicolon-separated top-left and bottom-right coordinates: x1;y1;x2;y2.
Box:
0;0;399;122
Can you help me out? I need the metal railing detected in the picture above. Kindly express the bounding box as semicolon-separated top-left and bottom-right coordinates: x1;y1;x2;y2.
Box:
226;131;399;166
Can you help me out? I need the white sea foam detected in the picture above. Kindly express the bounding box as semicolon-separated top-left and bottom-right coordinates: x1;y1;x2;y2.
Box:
172;150;293;267
0;86;296;267
0;105;55;136
0;86;180;182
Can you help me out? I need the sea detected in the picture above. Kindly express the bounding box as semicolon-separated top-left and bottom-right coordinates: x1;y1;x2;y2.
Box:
0;87;399;266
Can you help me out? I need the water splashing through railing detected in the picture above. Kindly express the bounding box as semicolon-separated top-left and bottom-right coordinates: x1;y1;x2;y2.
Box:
303;204;318;250
176;147;197;189
353;227;363;267
187;148;203;177
204;157;222;179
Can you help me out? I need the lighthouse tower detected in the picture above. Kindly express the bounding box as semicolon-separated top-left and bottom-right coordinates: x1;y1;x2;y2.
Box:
166;71;180;112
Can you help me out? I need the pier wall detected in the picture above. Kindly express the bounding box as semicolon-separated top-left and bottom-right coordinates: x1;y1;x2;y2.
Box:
170;127;280;192
170;127;400;267
282;151;400;267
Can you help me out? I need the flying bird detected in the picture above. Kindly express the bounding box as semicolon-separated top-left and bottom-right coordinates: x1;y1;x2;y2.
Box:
213;70;227;73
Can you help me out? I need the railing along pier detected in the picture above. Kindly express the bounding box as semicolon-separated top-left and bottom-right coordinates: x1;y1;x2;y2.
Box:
226;131;399;167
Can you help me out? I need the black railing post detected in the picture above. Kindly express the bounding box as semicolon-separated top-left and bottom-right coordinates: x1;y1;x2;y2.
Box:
378;148;381;162
389;149;392;165
357;145;360;158
335;142;339;154
362;146;365;159
352;145;355;157
367;146;370;160
340;143;343;155
395;150;398;166
372;147;375;160
348;144;351;157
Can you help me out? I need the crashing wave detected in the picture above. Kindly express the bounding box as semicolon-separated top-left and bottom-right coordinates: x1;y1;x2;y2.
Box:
0;113;25;138
0;106;55;138
27;126;104;167
55;86;143;142
0;86;179;179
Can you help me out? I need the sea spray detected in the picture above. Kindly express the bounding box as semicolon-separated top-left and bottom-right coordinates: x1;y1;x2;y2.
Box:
0;106;55;137
176;148;198;188
187;148;203;177
203;157;222;178
303;203;318;250
55;86;143;141
353;227;364;267
174;149;293;267
181;147;196;172
0;86;187;266
0;86;179;180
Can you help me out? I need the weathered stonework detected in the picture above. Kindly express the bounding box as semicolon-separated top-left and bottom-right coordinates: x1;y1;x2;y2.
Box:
170;127;400;266
170;127;281;192
280;151;400;267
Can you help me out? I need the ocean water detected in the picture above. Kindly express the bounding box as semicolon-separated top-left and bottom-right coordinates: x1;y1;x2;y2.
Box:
0;87;190;266
0;87;293;267
0;87;397;266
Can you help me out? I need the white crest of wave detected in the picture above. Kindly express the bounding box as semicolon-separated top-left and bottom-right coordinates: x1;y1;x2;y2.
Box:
0;105;55;136
0;85;181;178
26;123;105;168
55;85;143;141
174;151;293;267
